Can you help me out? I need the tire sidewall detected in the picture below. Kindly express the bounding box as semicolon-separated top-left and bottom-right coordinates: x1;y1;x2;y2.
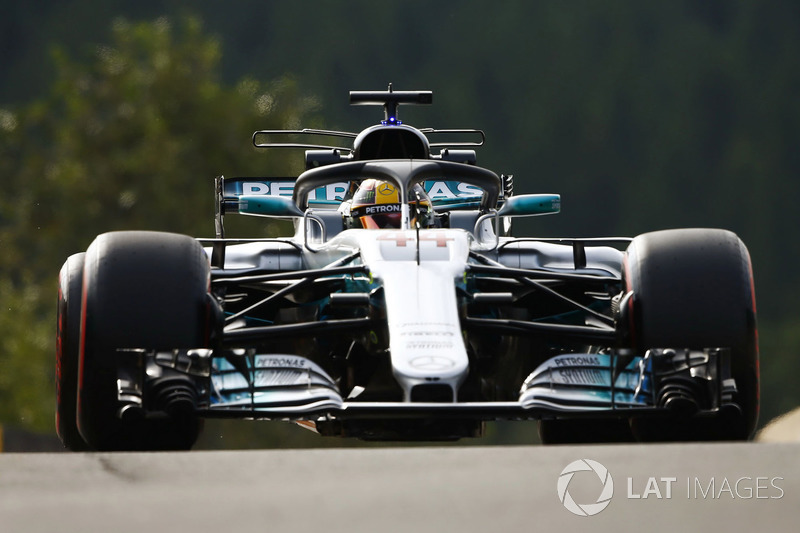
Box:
56;252;90;451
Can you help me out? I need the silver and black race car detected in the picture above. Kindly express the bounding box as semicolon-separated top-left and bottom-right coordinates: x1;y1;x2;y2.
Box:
56;88;759;450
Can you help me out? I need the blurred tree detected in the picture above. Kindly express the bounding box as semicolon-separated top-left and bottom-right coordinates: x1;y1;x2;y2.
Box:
0;16;317;431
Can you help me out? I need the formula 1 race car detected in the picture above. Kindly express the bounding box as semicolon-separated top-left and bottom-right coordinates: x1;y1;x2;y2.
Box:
56;88;760;451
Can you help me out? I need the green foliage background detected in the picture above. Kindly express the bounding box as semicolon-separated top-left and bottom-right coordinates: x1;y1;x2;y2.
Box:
1;1;798;446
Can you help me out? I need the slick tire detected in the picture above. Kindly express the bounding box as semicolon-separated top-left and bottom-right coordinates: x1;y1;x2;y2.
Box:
56;252;91;451
624;228;759;441
77;231;210;451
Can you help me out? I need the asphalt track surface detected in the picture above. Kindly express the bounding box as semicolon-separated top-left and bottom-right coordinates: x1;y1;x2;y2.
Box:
1;443;797;533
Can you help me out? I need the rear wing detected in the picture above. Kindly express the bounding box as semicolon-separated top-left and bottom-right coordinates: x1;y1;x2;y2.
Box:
214;175;511;245
217;176;494;214
220;177;350;207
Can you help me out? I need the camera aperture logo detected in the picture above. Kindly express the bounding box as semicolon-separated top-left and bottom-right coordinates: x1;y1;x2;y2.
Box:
557;459;614;517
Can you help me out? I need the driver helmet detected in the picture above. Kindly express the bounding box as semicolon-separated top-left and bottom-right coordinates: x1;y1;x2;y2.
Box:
349;179;433;229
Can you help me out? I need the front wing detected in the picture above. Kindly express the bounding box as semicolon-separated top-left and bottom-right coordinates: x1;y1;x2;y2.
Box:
116;346;739;423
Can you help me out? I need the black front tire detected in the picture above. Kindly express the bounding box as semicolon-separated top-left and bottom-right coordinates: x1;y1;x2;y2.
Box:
624;228;759;441
77;231;210;451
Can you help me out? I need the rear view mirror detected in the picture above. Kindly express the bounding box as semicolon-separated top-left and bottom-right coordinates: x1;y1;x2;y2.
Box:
496;194;561;217
238;195;304;217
